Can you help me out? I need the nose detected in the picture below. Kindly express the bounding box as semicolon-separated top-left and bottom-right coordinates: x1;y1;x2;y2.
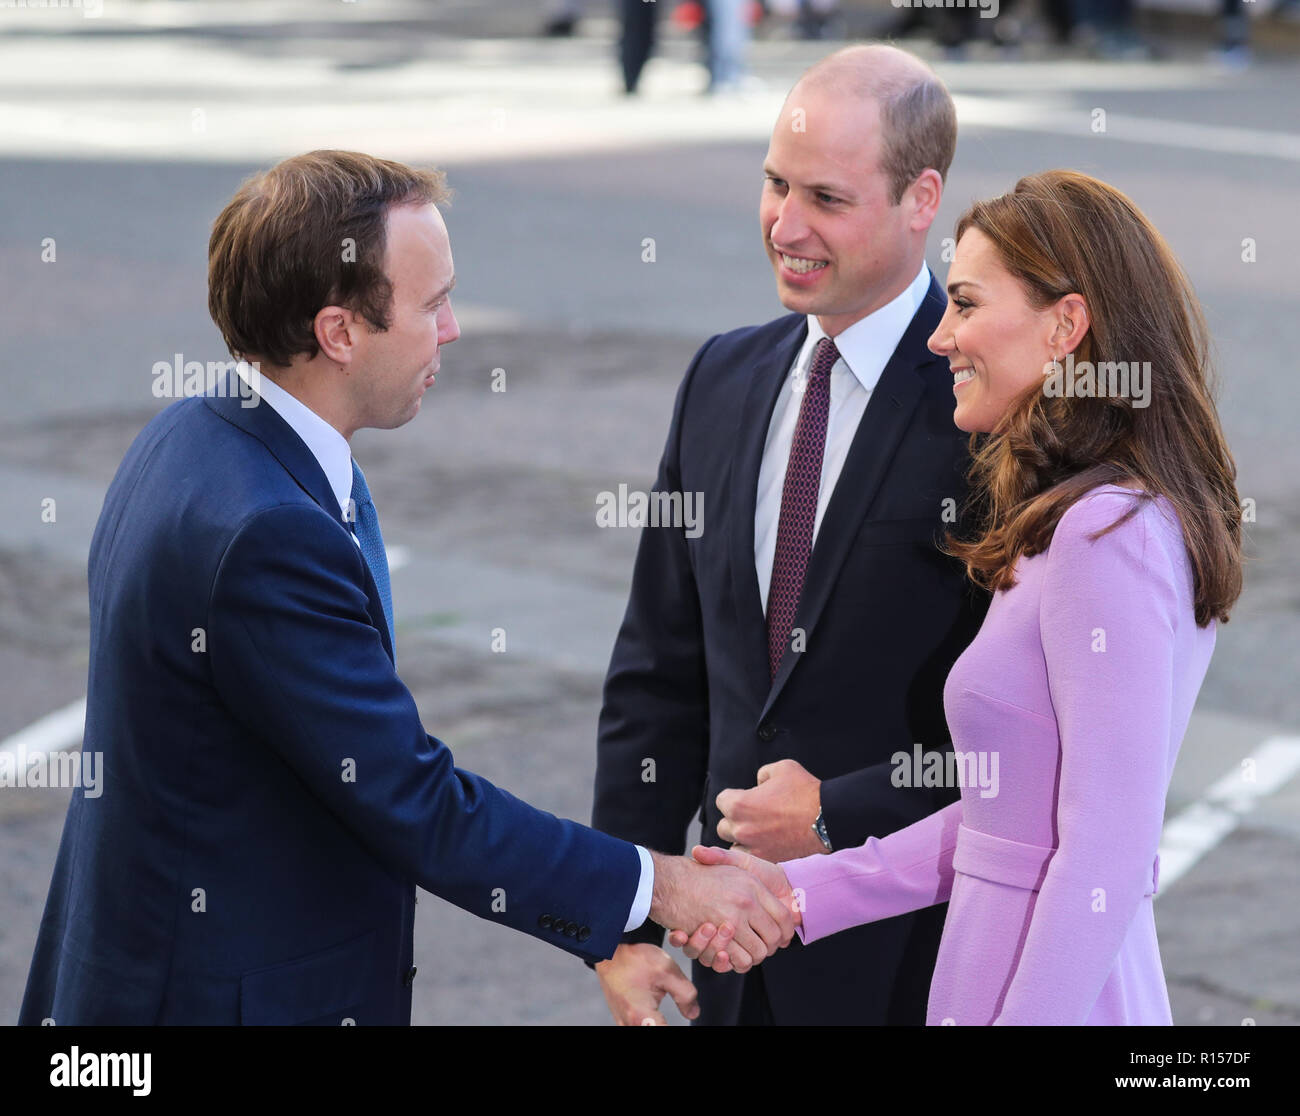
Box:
769;193;809;249
927;305;956;357
439;300;460;347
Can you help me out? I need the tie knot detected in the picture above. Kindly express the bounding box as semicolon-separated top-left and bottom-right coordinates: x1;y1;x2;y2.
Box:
348;458;374;528
808;337;840;381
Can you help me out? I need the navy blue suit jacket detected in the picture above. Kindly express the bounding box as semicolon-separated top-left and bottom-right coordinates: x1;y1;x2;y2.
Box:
593;277;990;1025
20;382;639;1025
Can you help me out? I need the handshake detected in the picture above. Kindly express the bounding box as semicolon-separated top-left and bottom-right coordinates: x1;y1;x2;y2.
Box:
649;845;801;973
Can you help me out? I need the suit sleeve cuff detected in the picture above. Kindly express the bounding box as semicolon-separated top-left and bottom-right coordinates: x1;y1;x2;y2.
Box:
623;844;655;932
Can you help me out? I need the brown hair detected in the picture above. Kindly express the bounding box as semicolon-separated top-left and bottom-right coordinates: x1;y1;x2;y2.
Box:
208;150;451;368
796;45;957;205
876;75;956;205
943;170;1242;627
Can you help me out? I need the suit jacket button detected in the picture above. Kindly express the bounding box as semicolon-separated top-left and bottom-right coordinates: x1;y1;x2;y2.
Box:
577;926;591;943
539;914;553;929
403;966;418;987
564;921;579;937
757;722;777;742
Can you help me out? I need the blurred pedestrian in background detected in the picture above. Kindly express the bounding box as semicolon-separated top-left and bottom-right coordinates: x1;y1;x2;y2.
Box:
765;0;842;40
1070;0;1153;57
620;0;758;96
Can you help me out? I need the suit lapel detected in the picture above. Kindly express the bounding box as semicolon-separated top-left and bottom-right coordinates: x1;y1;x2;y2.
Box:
204;378;396;664
728;315;808;702
759;276;948;720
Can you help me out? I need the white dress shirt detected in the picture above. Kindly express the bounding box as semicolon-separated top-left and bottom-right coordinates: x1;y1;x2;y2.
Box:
755;262;931;613
233;366;654;934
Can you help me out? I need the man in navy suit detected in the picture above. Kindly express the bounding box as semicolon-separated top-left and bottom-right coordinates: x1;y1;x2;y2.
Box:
592;45;990;1025
19;150;795;1026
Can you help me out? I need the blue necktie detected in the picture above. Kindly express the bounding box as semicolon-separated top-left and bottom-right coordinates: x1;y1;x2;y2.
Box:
350;458;395;653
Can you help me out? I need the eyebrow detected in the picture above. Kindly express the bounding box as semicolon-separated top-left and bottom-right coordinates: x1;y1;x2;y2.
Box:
763;165;853;198
425;275;456;306
946;280;982;295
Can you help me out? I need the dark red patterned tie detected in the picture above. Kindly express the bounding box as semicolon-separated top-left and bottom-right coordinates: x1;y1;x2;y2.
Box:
766;337;839;681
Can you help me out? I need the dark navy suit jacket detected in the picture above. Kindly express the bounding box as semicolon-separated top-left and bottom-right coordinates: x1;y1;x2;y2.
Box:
593;276;990;1025
20;381;639;1025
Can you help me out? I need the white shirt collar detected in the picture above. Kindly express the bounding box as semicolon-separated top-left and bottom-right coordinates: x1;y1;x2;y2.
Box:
801;261;932;392
236;365;354;519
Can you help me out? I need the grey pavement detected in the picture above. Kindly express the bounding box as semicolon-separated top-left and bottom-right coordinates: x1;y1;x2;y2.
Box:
0;0;1297;1025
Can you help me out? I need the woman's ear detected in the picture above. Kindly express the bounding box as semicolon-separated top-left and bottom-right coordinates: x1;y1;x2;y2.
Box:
1051;293;1090;356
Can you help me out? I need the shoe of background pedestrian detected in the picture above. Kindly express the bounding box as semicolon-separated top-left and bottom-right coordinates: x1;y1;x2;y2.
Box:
1093;27;1155;60
542;14;578;37
796;10;838;38
1210;43;1252;69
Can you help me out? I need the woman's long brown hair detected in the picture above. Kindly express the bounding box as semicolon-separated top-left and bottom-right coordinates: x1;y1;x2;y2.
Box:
942;170;1242;627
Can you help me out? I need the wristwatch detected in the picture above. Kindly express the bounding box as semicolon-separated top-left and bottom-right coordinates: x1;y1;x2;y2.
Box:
811;809;833;853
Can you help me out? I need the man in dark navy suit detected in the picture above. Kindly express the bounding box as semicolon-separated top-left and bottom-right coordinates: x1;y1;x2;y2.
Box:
19;150;795;1026
592;45;990;1025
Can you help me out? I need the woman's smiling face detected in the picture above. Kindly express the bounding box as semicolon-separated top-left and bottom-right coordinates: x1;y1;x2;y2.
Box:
927;227;1079;434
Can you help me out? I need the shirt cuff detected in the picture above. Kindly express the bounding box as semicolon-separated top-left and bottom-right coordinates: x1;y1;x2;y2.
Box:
623;845;655;932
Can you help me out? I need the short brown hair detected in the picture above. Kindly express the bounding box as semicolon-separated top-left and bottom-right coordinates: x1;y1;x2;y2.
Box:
795;45;957;205
208;150;451;367
943;170;1243;627
876;74;957;205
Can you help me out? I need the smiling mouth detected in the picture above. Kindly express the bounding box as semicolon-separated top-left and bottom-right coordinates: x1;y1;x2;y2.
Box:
778;252;828;275
952;367;975;385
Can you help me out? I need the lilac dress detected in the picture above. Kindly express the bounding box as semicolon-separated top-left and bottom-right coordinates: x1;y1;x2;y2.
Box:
782;485;1217;1024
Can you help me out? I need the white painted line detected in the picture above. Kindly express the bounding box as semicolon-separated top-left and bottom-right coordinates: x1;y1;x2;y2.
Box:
955;95;1300;163
1158;736;1300;893
0;698;87;762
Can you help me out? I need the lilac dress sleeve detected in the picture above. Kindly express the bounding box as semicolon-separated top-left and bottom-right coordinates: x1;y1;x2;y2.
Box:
782;799;962;943
992;500;1180;1024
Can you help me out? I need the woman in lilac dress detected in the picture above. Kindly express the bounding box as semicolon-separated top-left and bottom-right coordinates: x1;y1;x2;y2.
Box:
673;170;1244;1024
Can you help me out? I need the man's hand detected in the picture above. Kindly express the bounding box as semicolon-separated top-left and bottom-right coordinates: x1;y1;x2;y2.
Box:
715;758;826;862
595;943;699;1026
648;850;794;972
667;845;801;973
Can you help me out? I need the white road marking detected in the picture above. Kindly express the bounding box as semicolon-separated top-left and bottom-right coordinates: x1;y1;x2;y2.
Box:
1158;735;1300;893
0;698;87;762
955;94;1300;162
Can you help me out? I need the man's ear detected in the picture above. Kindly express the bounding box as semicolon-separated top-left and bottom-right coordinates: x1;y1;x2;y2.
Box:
905;168;943;233
313;304;360;367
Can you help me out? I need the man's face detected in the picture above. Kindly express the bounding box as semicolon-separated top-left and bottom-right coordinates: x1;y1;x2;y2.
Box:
760;85;916;336
350;201;460;430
